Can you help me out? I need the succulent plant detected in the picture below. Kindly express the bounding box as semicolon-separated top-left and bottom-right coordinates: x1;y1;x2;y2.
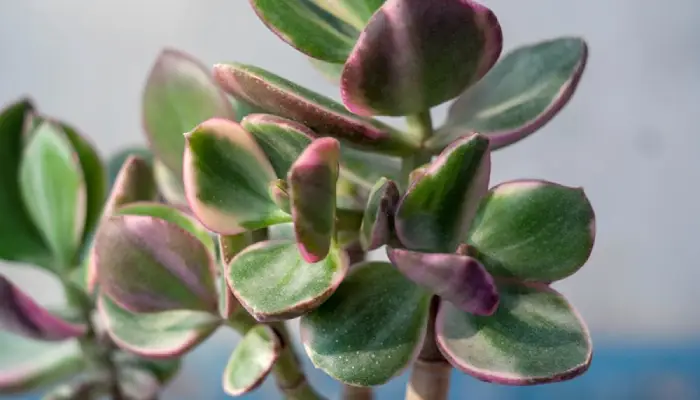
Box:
0;0;595;399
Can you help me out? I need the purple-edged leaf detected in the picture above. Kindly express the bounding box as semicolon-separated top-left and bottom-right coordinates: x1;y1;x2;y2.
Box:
19;120;86;267
386;248;498;316
268;179;291;214
300;261;430;386
341;0;503;116
436;281;592;385
153;158;187;206
241;114;314;178
213;63;418;156
222;325;280;396
467;180;596;282
432;37;589;152
359;177;399;251
0;332;85;394
288;138;340;263
395;134;491;253
0;276;86;341
92;215;218;314
142;48;235;174
226;240;348;322
98;295;219;359
183;118;289;235
218;233;251;320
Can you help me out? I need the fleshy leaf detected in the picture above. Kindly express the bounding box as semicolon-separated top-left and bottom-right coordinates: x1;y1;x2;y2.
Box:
301;262;430;386
436;281;592;385
183;118;289;235
98;295;219;358
0;275;86;341
19;120;87;267
222;325;280;396
153;158;187;206
395;134;491;253
339;147;402;190
226;240;348;322
213;63;418;156
218;233;251;320
92;215;218;314
142;48;235;174
0;332;85;394
288;138;340;262
467;180;595;282
386;248;498;316
114;352;183;385
106;147;153;191
359;177;399;251
341;0;502;116
432;37;589;151
241;114;314;178
0;99;51;266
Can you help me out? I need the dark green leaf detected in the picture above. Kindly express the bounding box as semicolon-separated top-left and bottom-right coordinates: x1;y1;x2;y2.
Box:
222;325;280;396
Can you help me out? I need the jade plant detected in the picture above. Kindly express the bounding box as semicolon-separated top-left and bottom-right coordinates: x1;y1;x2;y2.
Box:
0;0;595;399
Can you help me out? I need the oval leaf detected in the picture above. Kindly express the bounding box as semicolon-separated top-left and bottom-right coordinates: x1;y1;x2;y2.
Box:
222;325;280;396
0;332;85;394
106;147;153;191
432;37;588;152
93;215;218;314
226;240;348;322
386;248;498;316
359;177;399;251
341;0;502;116
467;180;595;282
19;121;87;267
183;118;289;235
300;261;430;386
289;138;340;262
395;133;491;253
142;48;236;174
436;281;592;385
0;99;51;266
241;114;314;178
98;295;219;359
153;158;187;206
339;147;402;190
213;63;418;156
0;275;86;341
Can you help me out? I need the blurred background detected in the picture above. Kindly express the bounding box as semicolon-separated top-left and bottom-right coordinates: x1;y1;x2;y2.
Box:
1;0;699;398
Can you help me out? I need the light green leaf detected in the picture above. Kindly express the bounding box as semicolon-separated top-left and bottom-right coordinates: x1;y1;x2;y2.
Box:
222;325;280;396
153;158;187;206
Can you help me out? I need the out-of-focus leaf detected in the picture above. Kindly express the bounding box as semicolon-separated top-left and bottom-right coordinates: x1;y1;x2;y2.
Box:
308;58;344;84
106;147;153;191
300;261;430;386
153;158;187;206
436;281;592;385
395;134;490;253
218;234;251;320
339;146;402;190
183;118;289;235
213;63;418;156
142;48;236;174
341;0;502;116
467;180;595;282
359;177;399;251
226;240;348;322
222;325;280;396
114;352;183;385
431;37;589;152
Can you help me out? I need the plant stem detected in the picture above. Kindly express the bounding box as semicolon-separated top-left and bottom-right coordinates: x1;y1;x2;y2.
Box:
401;112;435;189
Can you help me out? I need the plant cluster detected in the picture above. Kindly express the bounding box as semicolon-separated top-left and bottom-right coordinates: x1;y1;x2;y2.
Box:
0;0;595;399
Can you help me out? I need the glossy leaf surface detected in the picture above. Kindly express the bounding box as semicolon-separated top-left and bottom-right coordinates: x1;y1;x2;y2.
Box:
468;180;595;282
437;281;592;385
222;325;280;396
300;262;430;386
226;240;348;322
360;177;399;251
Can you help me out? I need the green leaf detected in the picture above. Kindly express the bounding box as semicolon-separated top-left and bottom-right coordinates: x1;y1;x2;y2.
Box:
226;240;348;322
114;352;182;384
0;332;85;394
222;325;280;396
0;99;51;266
300;261;430;386
359;177;399;251
217;234;251;320
240;114;314;178
431;37;589;152
395;134;490;253
288;138;340;263
339;147;402;190
142;48;236;175
467;180;595;282
19;121;87;267
93;214;218;314
106;147;153;191
341;0;503;116
153;158;187;206
183;118;290;235
436;281;592;385
308;58;344;84
213;63;418;156
98;295;219;358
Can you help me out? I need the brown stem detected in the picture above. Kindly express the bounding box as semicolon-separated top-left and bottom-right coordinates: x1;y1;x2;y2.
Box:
405;297;451;400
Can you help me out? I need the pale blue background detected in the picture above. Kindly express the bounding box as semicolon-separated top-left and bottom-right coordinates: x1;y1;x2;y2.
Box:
1;0;700;398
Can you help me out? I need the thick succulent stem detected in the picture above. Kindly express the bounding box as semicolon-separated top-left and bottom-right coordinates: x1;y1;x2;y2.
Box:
401;112;435;189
